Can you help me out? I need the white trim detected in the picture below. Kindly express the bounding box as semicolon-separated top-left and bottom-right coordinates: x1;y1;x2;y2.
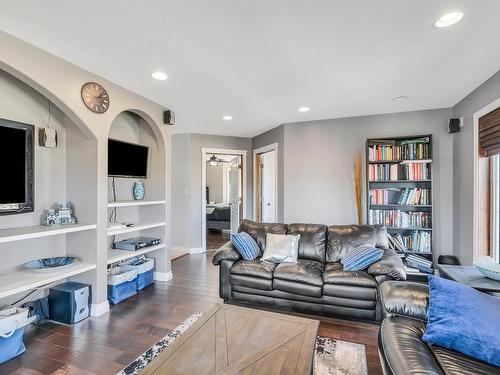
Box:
189;247;205;254
90;301;110;317
154;271;173;282
201;148;247;253
253;143;279;222
473;97;500;262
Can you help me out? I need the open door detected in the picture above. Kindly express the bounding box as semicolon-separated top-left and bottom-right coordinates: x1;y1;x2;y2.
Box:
229;156;242;234
254;148;277;223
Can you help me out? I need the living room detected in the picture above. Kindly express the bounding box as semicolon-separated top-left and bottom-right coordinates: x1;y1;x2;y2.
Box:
0;1;499;374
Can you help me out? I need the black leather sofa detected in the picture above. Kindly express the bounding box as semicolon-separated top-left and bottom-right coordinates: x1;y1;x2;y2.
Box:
378;281;500;374
212;220;406;322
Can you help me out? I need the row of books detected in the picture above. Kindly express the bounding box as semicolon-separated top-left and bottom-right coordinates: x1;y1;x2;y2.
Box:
368;137;431;161
389;232;431;253
368;209;432;228
368;163;430;181
405;254;433;274
398;188;430;205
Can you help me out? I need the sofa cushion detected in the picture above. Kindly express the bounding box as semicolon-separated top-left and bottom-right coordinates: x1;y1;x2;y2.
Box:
262;233;300;263
327;225;380;262
230;274;272;291
323;284;377;301
238;220;287;252
287;223;327;262
379;316;443;375
323;263;378;288
231;232;261;260
430;345;500;375
341;245;383;271
273;259;324;287
230;259;277;279
273;279;323;298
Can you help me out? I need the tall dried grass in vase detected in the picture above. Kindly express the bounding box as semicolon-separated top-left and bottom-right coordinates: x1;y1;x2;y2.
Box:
353;149;363;225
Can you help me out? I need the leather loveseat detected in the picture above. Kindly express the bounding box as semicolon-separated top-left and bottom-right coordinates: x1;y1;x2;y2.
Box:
378;281;500;374
212;220;406;322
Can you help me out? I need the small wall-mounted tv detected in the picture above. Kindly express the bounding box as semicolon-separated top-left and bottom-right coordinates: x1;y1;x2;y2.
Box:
0;118;34;215
108;139;149;178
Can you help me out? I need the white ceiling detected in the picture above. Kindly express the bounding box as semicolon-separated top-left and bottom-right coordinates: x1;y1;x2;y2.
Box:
1;1;500;137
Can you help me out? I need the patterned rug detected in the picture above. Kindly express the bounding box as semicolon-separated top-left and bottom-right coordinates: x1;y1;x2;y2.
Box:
118;312;367;375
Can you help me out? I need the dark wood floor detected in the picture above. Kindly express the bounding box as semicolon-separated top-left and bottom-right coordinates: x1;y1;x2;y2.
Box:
0;253;382;375
207;229;230;250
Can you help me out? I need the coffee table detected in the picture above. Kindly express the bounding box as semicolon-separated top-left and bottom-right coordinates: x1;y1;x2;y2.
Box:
141;303;319;374
438;264;500;294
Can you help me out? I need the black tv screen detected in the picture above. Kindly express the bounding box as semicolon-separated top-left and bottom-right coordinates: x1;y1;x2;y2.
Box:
0;119;34;214
108;139;149;178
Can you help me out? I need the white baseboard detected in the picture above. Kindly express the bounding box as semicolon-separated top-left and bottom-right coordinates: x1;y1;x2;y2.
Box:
189;247;204;254
154;271;173;282
90;301;110;317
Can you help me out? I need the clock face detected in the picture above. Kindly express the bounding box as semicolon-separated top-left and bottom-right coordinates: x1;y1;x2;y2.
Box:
81;82;110;113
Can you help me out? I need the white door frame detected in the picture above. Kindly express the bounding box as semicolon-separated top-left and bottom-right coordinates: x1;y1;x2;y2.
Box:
201;148;247;252
253;143;278;222
473;97;500;262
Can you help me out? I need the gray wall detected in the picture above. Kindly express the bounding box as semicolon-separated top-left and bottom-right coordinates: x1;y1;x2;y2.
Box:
452;71;500;265
171;133;253;250
282;109;454;261
252;125;285;222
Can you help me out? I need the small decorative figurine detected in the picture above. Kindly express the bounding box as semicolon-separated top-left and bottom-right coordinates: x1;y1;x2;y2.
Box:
133;181;145;200
42;201;77;226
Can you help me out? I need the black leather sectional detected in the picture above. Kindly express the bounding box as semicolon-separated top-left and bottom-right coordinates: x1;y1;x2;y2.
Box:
378;281;500;374
212;220;406;322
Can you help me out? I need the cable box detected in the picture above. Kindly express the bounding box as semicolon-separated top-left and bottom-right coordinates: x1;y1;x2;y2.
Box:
113;237;162;251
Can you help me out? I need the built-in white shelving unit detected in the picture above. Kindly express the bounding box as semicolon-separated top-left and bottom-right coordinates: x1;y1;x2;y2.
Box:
107;200;166;208
0;224;97;244
107;222;166;236
107;244;165;265
0;262;97;299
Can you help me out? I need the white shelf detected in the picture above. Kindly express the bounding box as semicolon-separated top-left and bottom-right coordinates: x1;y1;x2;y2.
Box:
0;224;97;244
107;244;166;265
0;262;96;299
107;222;165;236
107;200;166;208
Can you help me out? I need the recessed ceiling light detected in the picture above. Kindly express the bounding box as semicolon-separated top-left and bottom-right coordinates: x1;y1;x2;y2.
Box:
392;96;409;102
434;11;463;28
298;107;310;112
151;71;168;80
222;115;233;121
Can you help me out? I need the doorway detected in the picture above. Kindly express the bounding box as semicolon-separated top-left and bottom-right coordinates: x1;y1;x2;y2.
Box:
202;148;247;252
254;143;278;223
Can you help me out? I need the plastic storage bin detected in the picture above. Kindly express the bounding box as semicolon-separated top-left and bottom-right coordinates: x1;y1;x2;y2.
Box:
0;306;36;364
107;265;138;304
127;257;155;290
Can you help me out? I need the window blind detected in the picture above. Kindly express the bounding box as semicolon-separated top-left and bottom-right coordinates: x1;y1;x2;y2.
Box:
479;107;500;157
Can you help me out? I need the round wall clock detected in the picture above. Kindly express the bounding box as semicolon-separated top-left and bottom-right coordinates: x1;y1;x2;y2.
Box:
81;82;110;113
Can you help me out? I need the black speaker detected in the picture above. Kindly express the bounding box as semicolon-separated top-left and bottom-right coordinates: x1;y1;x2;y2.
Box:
448;118;460;133
163;110;175;125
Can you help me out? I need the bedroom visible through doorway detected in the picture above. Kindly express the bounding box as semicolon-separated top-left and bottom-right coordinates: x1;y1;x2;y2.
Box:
202;150;246;251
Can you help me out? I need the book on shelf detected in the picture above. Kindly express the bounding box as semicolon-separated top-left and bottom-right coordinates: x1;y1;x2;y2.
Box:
368;163;430;181
397;188;430;205
406;254;433;274
369;209;431;228
368;137;431;162
388;232;431;253
370;188;430;205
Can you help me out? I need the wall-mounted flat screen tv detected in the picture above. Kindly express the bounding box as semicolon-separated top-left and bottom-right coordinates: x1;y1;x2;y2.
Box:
0;118;34;215
108;139;149;178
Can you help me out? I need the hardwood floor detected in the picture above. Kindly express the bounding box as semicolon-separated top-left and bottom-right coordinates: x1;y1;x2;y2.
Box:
0;253;382;375
207;229;230;250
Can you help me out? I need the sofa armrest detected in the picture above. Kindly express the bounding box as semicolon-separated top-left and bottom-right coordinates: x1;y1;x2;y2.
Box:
379;281;429;321
367;249;406;280
212;241;241;265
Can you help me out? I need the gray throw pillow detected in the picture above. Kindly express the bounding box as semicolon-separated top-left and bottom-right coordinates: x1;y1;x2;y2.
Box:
261;233;300;263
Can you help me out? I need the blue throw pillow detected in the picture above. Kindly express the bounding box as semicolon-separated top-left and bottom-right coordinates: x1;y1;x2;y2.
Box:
231;232;261;261
422;275;500;367
341;245;383;271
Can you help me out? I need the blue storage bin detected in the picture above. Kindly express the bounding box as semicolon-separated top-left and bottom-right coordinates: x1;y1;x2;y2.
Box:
127;257;155;290
107;266;138;304
0;328;26;364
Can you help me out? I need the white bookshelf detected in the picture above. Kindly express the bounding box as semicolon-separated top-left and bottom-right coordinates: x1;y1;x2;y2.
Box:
0;262;96;299
107;222;166;236
0;224;97;244
107;244;165;265
107;200;166;208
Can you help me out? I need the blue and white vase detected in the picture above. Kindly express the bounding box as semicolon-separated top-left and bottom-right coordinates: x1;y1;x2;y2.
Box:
133;181;145;200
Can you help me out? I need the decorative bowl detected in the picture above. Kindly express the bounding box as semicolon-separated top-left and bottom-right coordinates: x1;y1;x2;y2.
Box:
473;256;500;281
25;257;76;273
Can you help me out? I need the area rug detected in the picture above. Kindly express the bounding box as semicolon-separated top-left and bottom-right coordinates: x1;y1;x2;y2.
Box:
118;312;367;375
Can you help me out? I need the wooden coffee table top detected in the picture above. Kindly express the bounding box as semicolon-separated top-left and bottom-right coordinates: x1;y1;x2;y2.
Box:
141;303;319;375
